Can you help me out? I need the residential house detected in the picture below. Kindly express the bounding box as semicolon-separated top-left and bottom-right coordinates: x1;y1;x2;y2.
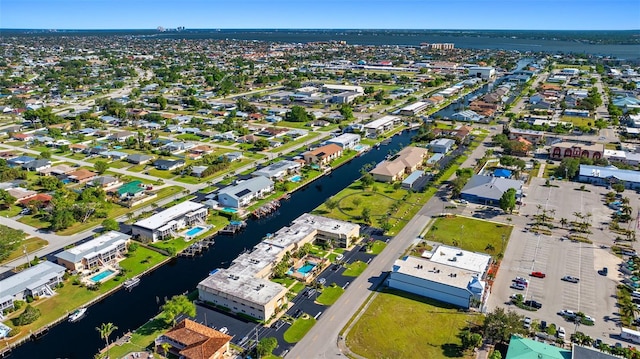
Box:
429;139;455;154
38;164;75;176
100;150;128;160
132;201;208;242
508;129;545;144
252;160;301;180
66;169;98;183
191;166;209;178
153;159;186;171
6;187;38;203
108;131;135;142
69;144;88;153
11;133;33;142
369;146;429;183
217;176;274;208
162;142;195;154
19;193;52;208
7;156;35;167
113;180;146;200
125;153;154;165
327;133;361;150
302;144;343;166
22;159;52;172
0;261;66;311
154;319;231;359
363;116;398;138
89;175;121;189
55;231;131;271
451;110;485;123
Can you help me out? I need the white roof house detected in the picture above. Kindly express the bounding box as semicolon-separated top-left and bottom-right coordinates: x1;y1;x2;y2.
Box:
252;160;301;180
322;84;364;93
326;133;361;149
134;201;205;231
0;261;66;310
217;176;274;208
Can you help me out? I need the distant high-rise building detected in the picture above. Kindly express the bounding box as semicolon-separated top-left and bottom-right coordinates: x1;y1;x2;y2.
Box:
420;43;455;50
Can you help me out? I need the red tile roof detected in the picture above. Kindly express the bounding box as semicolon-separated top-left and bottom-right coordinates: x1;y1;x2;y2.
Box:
162;319;232;359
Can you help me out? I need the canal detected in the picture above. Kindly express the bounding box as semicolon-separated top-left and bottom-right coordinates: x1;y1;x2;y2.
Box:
10;130;416;359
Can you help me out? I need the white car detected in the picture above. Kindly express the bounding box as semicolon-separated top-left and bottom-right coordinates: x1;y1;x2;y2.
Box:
557;326;566;339
558;309;575;318
524;317;532;329
513;277;529;285
510;283;526;290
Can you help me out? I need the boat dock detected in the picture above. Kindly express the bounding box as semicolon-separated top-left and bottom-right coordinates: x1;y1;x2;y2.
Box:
218;220;247;235
252;200;280;219
179;238;215;257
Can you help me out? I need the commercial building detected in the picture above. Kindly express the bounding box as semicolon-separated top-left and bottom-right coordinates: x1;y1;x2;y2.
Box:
551;142;604;160
0;261;66;311
388;245;492;309
369;146;428;183
577;165;640;190
55;231;131;271
326;133;361;150
363;116;399;137
508;128;545;144
399;102;429;116
322;84;364;93
132;201;208;242
302;144;343;166
198;214;359;320
505;335;571;359
155;319;231;359
252;160;301;180
217;176;274;208
460;175;523;205
332;91;363;104
429;138;455;154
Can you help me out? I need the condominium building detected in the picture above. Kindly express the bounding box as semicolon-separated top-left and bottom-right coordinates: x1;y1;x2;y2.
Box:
132;201;208;242
55;231;131;271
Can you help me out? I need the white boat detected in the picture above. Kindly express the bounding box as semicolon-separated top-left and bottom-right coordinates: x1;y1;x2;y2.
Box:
123;277;141;290
68;308;87;322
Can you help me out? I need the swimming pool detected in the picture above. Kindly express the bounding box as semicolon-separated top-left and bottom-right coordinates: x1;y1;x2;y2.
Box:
90;269;115;283
62;179;72;184
289;175;302;183
0;323;11;339
298;262;316;274
186;226;206;237
353;144;365;151
222;207;238;213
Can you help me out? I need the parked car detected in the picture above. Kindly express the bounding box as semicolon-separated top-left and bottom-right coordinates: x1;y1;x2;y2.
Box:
514;277;529;285
510;283;526;290
524;300;542;309
318;278;326;285
540;320;547;330
561;275;580;283
599;267;608;276
19;208;31;215
557;327;566;339
530;271;546;278
594;338;603;348
524;317;532;329
558;309;576;318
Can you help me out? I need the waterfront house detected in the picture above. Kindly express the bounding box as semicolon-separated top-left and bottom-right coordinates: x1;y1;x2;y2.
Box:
302;143;343;166
55;231;131;271
363;116;398;137
252;160;301;180
429;139;455;154
369;146;429;183
0;261;66;311
326;133;361;150
217;176;274;208
132;201;208;242
154;319;231;359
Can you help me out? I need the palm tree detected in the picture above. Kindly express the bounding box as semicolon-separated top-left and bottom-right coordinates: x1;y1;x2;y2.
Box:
96;322;118;358
573;211;583;226
560;218;568;228
599;343;611;354
161;342;171;358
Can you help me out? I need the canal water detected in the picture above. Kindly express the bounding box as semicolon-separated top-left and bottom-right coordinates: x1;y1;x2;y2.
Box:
10;130;416;359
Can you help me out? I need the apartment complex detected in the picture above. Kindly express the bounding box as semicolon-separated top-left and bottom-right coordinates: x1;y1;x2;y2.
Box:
132;201;208;242
55;231;131;271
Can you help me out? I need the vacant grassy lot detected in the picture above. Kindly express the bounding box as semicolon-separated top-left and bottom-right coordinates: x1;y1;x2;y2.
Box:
343;260;367;277
346;290;482;359
283;315;317;343
316;285;345;305
427;216;512;255
370;240;387;255
561;116;593;127
1;237;48;264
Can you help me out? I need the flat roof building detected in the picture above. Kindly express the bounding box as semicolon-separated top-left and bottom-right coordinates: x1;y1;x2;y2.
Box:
132;201;207;242
326;133;361;150
55;231;131;271
388;245;492;309
322;84;364;93
399;102;429;116
198;214;359;320
578;165;640;190
363;116;399;137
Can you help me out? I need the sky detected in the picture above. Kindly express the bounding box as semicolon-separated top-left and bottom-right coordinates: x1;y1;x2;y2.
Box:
1;0;639;30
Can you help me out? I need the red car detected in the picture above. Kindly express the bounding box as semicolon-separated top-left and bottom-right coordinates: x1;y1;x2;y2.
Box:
531;271;546;278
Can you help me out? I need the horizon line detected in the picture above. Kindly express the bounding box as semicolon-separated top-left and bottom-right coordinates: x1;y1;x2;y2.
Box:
2;27;639;32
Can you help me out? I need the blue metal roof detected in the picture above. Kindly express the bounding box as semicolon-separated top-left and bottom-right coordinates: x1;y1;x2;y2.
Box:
579;165;640;183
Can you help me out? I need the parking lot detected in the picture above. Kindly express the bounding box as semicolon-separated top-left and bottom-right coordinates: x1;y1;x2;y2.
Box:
487;177;640;345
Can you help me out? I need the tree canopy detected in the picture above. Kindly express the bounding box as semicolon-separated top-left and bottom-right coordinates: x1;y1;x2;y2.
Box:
499;188;517;214
161;295;196;325
286;105;312;122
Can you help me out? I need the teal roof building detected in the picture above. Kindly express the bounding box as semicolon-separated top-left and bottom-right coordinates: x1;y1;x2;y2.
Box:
505;335;571;359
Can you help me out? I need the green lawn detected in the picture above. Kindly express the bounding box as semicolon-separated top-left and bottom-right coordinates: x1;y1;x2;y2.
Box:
108;160;130;169
370;240;387;255
562;116;594;127
290;281;306;295
283;315;317;343
176;133;202;141
3;247;167;345
343;261;367;277
346;289;482;359
1;237;48;265
316;285;345;305
272;277;296;288
146;168;177;179
0;204;22;218
427;216;513;255
106;317;171;359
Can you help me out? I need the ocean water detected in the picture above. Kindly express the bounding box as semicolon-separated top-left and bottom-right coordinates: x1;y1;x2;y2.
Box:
3;29;639;59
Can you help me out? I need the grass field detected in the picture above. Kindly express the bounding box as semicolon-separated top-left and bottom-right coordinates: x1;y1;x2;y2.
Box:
370;240;387;255
346;289;482;359
316;285;345;305
1;237;48;265
147;168;177;179
561;116;593;127
343;261;367;277
106;317;171;358
427;216;513;255
283;315;317;343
